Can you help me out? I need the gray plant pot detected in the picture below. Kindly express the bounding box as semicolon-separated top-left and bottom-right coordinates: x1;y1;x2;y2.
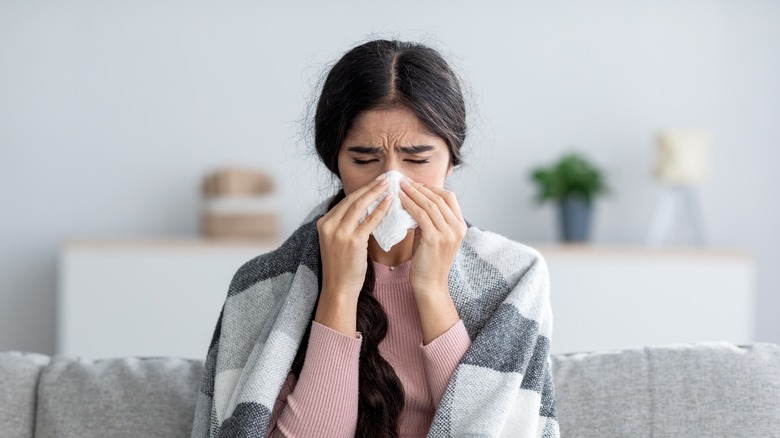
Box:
559;196;592;242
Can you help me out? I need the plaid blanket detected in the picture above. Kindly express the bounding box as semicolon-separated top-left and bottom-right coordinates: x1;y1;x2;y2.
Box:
192;201;559;437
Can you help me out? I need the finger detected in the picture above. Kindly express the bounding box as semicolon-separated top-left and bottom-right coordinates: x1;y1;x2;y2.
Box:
340;178;392;226
400;179;447;231
420;184;464;223
355;191;392;235
398;184;437;233
327;174;388;222
416;184;461;227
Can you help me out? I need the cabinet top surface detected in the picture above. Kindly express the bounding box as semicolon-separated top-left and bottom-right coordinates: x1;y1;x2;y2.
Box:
61;238;750;259
62;237;281;251
530;243;751;260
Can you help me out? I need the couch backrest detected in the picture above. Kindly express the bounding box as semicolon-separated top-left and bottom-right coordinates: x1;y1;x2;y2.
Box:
0;351;51;438
34;355;203;438
3;342;780;437
552;342;780;437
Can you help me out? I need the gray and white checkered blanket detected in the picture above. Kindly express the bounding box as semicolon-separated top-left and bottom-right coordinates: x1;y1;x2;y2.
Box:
192;201;559;437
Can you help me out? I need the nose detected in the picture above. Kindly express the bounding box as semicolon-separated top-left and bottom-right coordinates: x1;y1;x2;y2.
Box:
382;152;400;174
382;163;396;174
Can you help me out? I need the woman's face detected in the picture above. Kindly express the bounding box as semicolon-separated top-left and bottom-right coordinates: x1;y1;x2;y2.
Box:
337;106;452;195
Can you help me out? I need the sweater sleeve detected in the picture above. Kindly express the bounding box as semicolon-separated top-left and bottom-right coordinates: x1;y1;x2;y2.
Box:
266;321;362;438
420;319;472;406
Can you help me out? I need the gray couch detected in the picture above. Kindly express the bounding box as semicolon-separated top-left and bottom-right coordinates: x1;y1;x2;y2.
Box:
2;342;779;437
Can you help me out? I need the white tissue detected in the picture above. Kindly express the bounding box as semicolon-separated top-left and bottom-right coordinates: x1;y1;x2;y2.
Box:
361;170;418;252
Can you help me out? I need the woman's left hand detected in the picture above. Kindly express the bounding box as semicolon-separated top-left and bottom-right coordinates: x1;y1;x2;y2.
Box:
399;178;467;294
399;178;466;344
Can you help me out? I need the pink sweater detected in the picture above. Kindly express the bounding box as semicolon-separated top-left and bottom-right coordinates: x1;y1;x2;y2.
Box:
267;260;472;437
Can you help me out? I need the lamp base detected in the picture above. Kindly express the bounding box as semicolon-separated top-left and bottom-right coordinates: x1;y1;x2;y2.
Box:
646;185;706;246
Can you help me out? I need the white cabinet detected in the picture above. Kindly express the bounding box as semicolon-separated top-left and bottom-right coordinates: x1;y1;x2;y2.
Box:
58;238;278;359
58;239;754;358
535;245;755;354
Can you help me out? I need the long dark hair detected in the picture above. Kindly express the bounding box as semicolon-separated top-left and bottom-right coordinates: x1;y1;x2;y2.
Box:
291;39;467;437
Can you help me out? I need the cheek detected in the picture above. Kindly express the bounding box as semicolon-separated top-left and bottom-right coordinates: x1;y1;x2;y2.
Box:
337;155;358;195
340;174;359;196
405;163;450;187
342;181;361;196
338;167;373;196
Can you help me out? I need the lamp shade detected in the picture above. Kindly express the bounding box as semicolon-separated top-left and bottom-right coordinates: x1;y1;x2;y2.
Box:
655;130;711;184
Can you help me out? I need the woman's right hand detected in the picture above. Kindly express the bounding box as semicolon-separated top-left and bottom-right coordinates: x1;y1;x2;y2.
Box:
314;175;392;335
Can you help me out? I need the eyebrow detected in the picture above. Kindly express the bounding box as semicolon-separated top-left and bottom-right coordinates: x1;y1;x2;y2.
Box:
346;145;436;154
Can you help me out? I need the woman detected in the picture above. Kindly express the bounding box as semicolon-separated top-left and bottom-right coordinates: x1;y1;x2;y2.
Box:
192;40;559;438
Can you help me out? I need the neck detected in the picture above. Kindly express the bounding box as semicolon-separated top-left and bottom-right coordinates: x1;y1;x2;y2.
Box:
368;231;414;266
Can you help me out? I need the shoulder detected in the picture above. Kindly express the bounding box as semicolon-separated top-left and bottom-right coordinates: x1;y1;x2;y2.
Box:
223;197;332;298
459;225;549;282
450;225;552;338
456;225;553;335
226;218;321;297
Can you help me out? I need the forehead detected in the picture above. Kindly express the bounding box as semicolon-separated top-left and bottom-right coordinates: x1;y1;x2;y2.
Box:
345;107;441;143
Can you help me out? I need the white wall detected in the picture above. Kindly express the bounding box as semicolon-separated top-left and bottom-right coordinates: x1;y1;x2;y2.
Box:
1;0;778;354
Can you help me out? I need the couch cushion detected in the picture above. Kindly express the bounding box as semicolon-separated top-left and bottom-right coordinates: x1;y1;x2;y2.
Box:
35;356;203;438
552;342;780;438
0;351;51;438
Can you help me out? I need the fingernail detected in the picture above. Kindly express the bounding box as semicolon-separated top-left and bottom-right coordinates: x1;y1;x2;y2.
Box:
379;177;389;185
375;174;387;181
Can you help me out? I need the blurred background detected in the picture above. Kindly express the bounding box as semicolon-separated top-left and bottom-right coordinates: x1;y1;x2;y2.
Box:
1;0;778;357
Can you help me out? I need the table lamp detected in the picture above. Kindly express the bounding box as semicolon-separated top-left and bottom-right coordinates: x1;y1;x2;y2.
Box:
646;130;711;246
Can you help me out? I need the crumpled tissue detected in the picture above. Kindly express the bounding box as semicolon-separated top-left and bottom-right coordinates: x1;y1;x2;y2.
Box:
360;170;418;252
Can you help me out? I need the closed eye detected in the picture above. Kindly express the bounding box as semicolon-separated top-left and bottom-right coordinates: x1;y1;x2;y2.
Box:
352;158;378;165
405;159;430;164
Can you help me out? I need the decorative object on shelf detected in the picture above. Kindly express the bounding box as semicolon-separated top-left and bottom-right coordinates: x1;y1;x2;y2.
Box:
530;152;609;242
201;166;279;239
646;130;711;246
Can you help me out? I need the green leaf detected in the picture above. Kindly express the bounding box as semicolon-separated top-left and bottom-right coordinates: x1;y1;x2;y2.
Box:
529;152;609;204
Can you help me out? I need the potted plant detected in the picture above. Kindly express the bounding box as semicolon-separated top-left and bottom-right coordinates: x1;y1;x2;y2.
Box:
530;152;610;242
